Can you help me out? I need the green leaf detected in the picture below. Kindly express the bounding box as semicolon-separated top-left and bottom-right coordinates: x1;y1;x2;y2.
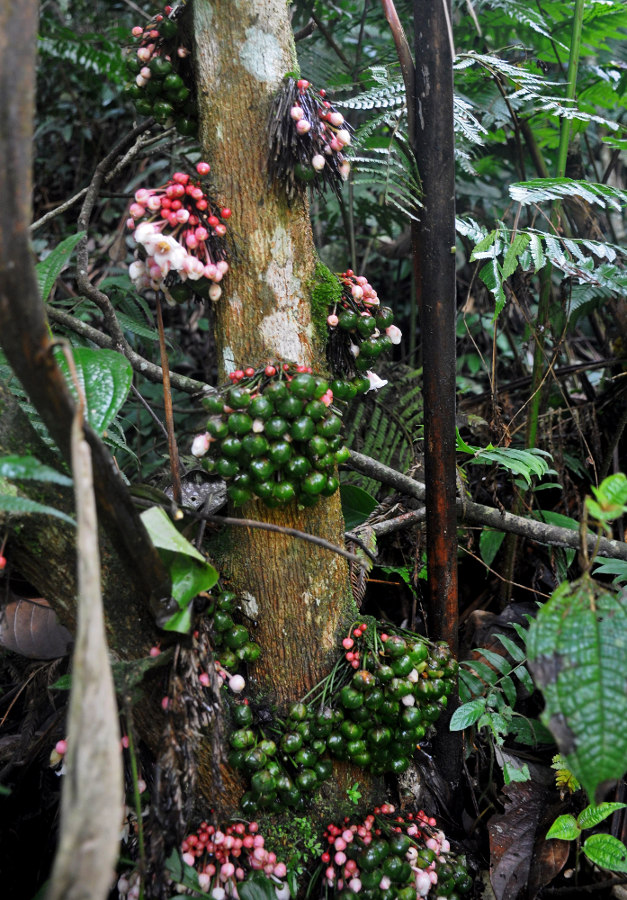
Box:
583;834;627;872
592;558;627;584
546;814;580;841
577;802;627;831
140;506;219;633
53;347;132;435
449;698;486;730
480;529;505;566
502;758;530;784
341;484;378;530
587;473;627;523
494;633;527;663
50;674;73;690
0;493;75;526
462;658;500;686
526;576;627;803
237;872;278;900
36;231;85;302
500;234;530;279
500;674;517;707
475;648;512;676
0;455;72;487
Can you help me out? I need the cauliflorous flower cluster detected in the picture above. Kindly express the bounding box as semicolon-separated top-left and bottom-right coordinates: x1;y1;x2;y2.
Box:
127;163;231;303
180;821;289;900
269;76;353;200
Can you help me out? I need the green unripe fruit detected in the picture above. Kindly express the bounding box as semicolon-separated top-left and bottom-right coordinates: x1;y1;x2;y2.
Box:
228;386;251;409
301;471;327;496
268;440;292;465
273;481;296;504
216;458;239;478
242;433;269;457
228;412;253;435
285;455;312;480
264;416;289;439
164;73;184;92
249;457;275;481
158;17;178;38
220;436;243;458
264;380;289;404
276;395;304;419
338;311;359;330
375;307;395;328
249;395;274;419
290;416;315;441
288;373;316;399
202;395;224;414
225;624;249;649
231;704;253;727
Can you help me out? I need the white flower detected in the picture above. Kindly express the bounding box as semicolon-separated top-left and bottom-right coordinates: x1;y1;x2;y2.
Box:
274;885;290;900
128;259;146;282
133;221;160;246
149;234;187;275
366;371;388;392
339;160;351;181
191;432;211;457
336;128;351;146
386;324;402;344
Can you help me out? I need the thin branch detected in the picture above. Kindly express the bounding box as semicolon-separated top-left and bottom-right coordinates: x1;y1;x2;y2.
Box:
155;294;182;504
310;12;352;69
46;306;213;395
294;20;316;41
347;451;627;561
380;0;415;136
192;513;365;566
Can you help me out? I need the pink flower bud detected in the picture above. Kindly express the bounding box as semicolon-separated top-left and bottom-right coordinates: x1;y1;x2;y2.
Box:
182;852;195;866
273;863;287;878
327;314;339;327
191;432;210;457
336;129;351;146
351;285;363;299
140;66;151;79
290;105;305;120
296;119;311;134
196;161;211;175
229;674;245;692
55;739;68;756
131;26;143;36
386;324;402;344
216;260;229;275
209;284;222;301
312;154;326;171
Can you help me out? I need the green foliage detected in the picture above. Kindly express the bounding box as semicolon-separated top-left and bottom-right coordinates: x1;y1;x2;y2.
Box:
340;483;378;529
551;753;581;795
585;473;627;532
140;507;219;633
53;346;133;436
452;625;551;783
0;454;75;525
546;802;627;873
526;575;627;803
36;232;85;302
264;816;323;893
457;431;552;487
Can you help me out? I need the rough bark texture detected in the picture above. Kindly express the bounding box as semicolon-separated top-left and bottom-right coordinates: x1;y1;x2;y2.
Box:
192;0;362;813
193;0;354;700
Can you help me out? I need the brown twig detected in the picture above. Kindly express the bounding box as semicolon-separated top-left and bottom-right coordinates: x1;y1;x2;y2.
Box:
46;306;213;395
347;451;627;561
380;0;415;136
155;294;182;505
193;513;365;566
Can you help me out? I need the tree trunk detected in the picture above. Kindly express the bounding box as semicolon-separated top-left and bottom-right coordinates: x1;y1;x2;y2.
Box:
193;0;354;699
192;0;363;815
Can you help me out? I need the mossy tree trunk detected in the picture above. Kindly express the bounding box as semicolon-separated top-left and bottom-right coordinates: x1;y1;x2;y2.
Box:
192;1;363;812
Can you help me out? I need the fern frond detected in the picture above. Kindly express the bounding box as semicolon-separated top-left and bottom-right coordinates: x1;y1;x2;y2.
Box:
509;178;627;211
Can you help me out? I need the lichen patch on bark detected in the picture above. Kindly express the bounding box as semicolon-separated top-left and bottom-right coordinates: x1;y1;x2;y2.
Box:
239;27;283;82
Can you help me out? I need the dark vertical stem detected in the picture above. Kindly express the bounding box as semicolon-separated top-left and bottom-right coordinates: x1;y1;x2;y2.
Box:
413;0;460;793
155;295;182;505
413;0;458;653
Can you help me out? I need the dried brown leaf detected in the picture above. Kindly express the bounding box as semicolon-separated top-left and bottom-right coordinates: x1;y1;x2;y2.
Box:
0;596;72;659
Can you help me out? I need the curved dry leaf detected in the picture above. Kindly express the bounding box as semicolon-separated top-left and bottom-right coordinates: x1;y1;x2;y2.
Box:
0;595;72;659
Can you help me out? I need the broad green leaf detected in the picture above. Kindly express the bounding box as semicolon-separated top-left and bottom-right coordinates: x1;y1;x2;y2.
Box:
502;759;530;784
36;231;85;302
587;473;627;523
140;506;219;633
50;674;73;690
470;228;498;259
458;666;486;698
54;347;132;435
0;493;75;526
577;802;627;831
546;814;580;841
449;698;486;730
583;834;627;872
0;455;72;486
341;484;378;530
237;873;278;900
480;529;505;566
479;258;506;318
527;576;627;803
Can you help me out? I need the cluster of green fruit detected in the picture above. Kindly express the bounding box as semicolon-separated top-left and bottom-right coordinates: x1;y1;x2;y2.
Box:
226;622;457;816
197;362;355;508
326;270;402;375
123;5;198;137
322;805;473;900
313;623;457;776
208;589;260;673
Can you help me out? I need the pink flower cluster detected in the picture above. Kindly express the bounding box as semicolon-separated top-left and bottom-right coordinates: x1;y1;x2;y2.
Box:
127;163;230;300
180;821;288;899
322;806;452;898
290;79;351;179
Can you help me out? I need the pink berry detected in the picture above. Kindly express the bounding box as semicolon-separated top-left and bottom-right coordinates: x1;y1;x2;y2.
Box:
55;739;68;756
327;314;339;327
196;161;210;175
342;637;354;649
